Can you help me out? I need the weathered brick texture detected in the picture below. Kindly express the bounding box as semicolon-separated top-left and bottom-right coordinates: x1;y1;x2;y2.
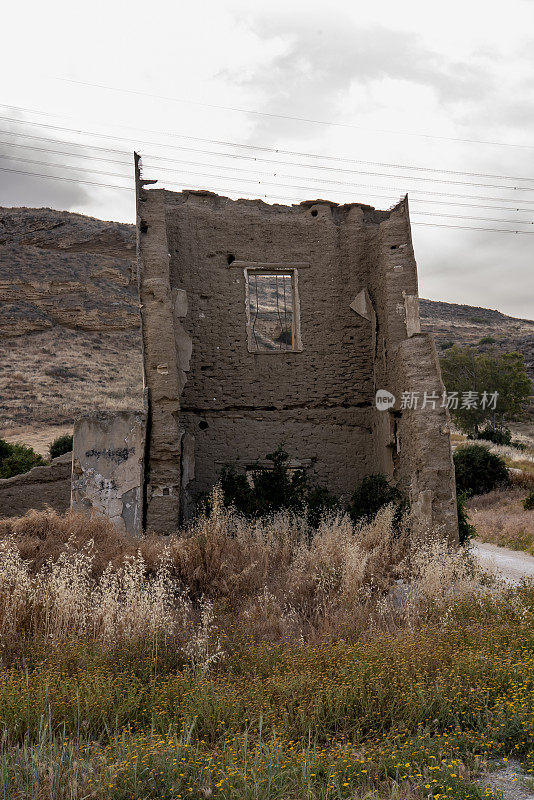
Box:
136;177;457;541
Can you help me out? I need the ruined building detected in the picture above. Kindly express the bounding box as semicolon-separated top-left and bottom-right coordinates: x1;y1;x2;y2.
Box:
134;155;458;540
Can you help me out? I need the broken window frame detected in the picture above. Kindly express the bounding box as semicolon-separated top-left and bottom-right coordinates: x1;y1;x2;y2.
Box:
244;266;302;354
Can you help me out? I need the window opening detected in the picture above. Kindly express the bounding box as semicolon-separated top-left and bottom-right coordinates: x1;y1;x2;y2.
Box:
248;271;295;352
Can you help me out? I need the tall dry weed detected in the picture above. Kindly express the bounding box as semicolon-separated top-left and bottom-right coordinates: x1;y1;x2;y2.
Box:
0;490;498;654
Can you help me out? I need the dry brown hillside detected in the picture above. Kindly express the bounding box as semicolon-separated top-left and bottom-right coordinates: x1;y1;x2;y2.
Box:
1;206;532;450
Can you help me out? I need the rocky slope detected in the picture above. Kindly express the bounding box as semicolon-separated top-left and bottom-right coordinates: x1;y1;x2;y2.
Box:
1;206;532;435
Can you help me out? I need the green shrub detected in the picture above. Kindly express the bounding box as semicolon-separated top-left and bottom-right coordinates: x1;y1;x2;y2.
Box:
49;434;73;459
468;315;488;324
220;446;340;526
0;439;45;479
523;492;534;511
348;473;404;524
475;426;512;445
453;444;508;496
440;340;454;350
478;335;496;345
456;492;475;545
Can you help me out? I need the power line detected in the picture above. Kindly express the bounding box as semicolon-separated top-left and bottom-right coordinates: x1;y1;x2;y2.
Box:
0;153;132;182
4;104;534;183
411;221;534;234
3;149;534;225
0;137;132;167
50;77;534;151
7;128;534;192
7;132;534;215
0;165;132;191
137;164;534;207
4;163;534;234
3;116;534;208
7;129;534;210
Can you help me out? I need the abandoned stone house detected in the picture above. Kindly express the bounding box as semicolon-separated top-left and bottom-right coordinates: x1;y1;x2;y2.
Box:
133;154;458;540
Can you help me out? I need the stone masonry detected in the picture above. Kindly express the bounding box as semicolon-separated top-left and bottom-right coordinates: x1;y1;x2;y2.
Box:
135;155;458;540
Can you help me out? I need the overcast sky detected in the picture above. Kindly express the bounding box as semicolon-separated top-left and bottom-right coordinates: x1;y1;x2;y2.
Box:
1;0;533;318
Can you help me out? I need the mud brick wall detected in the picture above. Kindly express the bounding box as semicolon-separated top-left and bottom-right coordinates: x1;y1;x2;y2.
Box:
136;177;458;541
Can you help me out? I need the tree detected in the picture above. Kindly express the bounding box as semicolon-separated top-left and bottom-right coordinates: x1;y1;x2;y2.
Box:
440;346;532;435
453;444;508;496
0;439;45;479
49;434;73;459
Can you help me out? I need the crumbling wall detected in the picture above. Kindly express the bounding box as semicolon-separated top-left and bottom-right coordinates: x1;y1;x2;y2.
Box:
158;193;388;512
0;452;71;518
366;198;457;541
71;410;146;536
136;176;458;541
136;159;184;532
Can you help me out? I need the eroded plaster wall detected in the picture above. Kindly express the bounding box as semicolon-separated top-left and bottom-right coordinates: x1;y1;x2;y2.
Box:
163;195;391;508
136;181;458;541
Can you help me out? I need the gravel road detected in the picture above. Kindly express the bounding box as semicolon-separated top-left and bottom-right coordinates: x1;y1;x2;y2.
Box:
472;541;534;584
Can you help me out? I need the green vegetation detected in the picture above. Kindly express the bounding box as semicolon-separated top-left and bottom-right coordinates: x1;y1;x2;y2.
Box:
478;336;496;345
2;611;534;799
456;493;475;545
49;433;73;459
453;444;508;497
0;439;45;479
440;346;532;436
474;425;512;445
220;446;340;526
347;473;405;525
468;315;488;325
220;450;406;530
524;491;534;511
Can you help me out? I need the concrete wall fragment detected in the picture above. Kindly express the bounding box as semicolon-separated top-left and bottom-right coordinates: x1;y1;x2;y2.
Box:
71;410;146;536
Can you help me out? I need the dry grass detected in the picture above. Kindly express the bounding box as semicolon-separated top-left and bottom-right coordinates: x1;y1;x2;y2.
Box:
468;486;534;555
0;328;143;430
0;496;526;800
0;490;491;654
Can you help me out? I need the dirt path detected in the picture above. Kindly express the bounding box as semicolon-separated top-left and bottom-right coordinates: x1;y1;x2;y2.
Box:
478;760;534;800
472;541;534;584
471;545;534;796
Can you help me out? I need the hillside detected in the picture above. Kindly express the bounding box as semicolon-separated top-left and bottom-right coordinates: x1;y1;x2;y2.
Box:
1;206;532;443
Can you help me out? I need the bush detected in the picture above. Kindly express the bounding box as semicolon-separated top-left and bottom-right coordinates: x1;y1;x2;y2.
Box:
220;447;340;526
49;434;73;460
475;426;512;445
457;493;475;545
523;492;534;511
348;473;404;524
478;335;496;345
0;440;45;479
453;444;508;496
440;340;454;350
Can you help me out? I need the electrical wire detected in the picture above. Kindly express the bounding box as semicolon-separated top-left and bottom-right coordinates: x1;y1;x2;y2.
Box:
4;149;534;225
6;130;534;192
50;78;534;151
5;132;534;213
3;118;534;208
3;163;534;234
3;105;534;183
